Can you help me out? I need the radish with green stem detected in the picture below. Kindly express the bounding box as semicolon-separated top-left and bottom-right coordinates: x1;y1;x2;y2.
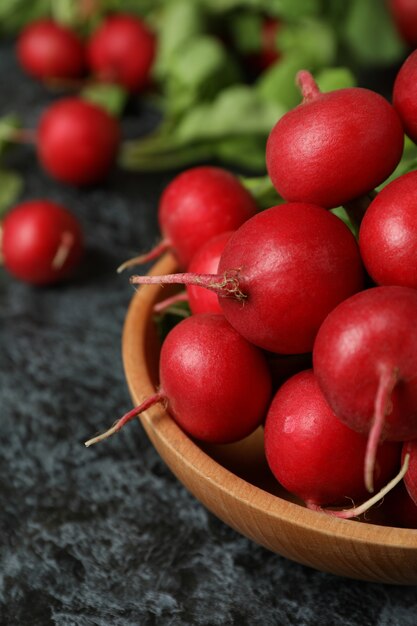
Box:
85;313;272;446
130;202;364;354
313;286;417;493
1;199;83;285
266;70;404;210
264;370;403;518
359;170;417;289
118;166;258;271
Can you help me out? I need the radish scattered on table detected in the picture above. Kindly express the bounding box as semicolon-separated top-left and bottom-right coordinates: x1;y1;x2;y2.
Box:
87;14;156;92
16;19;85;82
37;97;120;186
1;199;83;285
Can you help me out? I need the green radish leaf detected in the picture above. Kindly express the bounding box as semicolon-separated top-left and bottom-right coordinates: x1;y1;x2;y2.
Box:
0;169;23;217
81;83;129;117
314;67;357;92
256;51;311;109
174;85;285;143
163;35;242;116
226;11;263;55
342;0;406;65
276;18;336;67
0;0;50;34
0;114;22;158
197;0;321;19
152;0;206;80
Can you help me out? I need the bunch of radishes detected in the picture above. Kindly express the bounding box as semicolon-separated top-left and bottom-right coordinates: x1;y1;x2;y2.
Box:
84;47;417;527
1;12;157;286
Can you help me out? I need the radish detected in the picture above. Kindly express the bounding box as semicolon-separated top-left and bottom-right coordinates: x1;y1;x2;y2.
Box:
388;0;417;47
266;70;404;209
87;14;156;92
186;231;234;315
131;202;364;354
403;440;417;507
264;370;402;517
154;231;233;316
118;166;258;271
85;313;272;446
313;286;417;493
16;19;85;81
393;49;417;144
37;97;120;185
359;170;417;289
1;199;83;285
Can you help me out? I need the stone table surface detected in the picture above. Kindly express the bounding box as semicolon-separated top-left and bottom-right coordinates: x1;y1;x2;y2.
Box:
0;40;416;626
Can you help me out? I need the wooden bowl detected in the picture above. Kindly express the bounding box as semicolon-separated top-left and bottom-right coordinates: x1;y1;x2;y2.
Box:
122;253;417;585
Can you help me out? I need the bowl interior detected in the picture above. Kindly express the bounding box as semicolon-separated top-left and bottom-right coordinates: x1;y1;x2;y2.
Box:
122;253;417;585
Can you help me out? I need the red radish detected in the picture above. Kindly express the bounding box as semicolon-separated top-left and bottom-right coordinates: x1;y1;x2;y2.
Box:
388;0;417;47
1;199;83;285
154;231;233;316
131;202;364;354
313;286;417;493
85;313;272;446
245;17;281;74
87;14;156;92
393;49;417;144
16;19;85;81
359;170;417;289
186;231;233;315
118;166;258;271
403;440;417;507
37;97;120;185
264;370;401;516
266;70;404;209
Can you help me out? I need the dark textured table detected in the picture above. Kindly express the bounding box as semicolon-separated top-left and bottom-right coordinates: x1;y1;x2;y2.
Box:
1;41;416;626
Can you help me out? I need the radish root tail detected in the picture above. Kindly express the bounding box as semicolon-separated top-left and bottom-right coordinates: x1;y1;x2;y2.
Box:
307;452;410;519
85;391;165;447
365;366;399;493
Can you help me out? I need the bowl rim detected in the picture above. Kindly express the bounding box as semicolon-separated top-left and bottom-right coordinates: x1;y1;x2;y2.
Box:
121;252;417;553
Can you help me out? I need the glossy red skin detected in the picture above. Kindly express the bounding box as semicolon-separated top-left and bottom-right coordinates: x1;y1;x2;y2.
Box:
16;19;85;80
159;166;258;269
389;0;417;47
160;313;272;443
264;370;401;507
393;49;417;143
377;481;417;528
38;97;120;186
266;87;404;208
217;202;364;354
187;231;233;314
2;200;83;285
403;440;417;507
313;286;417;441
87;14;156;92
359;171;417;289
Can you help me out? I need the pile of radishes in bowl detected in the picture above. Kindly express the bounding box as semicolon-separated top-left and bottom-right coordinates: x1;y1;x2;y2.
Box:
86;50;417;528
